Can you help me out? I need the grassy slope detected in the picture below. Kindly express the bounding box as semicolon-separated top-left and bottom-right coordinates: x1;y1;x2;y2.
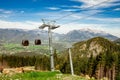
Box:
0;71;91;80
0;43;49;54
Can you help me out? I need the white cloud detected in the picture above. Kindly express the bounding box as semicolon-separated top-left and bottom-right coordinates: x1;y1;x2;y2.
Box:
46;7;60;10
62;9;103;22
102;26;120;37
0;9;12;14
0;20;40;30
3;11;12;14
0;15;9;18
20;11;25;14
35;11;72;21
82;9;103;15
53;23;105;35
71;0;120;9
58;8;119;24
25;21;42;27
53;23;120;37
62;9;78;12
114;8;120;11
87;17;120;23
71;5;81;8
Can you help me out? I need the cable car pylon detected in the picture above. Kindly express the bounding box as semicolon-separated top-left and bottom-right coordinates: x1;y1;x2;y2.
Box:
39;19;60;71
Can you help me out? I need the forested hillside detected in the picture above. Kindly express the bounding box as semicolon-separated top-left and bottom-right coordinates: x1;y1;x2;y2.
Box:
59;37;120;80
114;38;120;44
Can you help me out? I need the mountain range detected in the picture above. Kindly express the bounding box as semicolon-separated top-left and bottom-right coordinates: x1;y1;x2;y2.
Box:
62;29;118;42
0;28;119;44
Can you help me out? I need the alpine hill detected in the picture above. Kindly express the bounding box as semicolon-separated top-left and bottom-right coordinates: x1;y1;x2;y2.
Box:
60;37;120;80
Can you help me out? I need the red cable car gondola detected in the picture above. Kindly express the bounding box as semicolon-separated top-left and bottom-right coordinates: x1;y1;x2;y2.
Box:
35;39;41;45
22;40;29;46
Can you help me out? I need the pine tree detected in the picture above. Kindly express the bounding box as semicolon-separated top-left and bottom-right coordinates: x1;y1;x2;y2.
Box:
87;53;94;76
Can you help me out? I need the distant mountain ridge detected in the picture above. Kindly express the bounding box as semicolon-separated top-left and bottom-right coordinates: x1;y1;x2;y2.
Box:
0;28;119;43
0;28;52;43
62;29;118;42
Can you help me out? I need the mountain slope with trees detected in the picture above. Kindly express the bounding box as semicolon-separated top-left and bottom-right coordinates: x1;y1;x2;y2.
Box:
114;38;120;44
59;37;120;80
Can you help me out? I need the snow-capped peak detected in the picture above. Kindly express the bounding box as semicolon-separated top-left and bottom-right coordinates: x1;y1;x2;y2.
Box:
79;28;107;34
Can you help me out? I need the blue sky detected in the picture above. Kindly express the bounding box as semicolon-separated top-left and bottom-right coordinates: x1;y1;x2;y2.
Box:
0;0;120;37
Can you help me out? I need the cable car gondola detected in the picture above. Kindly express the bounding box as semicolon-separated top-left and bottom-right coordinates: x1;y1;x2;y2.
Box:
35;39;41;45
22;40;29;46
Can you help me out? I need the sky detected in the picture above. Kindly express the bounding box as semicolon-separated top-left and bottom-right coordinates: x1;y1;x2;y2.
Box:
0;0;120;37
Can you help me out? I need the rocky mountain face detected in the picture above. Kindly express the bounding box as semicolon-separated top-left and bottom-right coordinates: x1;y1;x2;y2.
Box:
72;37;119;57
60;37;120;80
62;29;118;42
0;28;119;44
61;37;120;59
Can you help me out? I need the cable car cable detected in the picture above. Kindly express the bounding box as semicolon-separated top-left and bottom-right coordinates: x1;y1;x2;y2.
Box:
53;0;114;21
62;8;117;26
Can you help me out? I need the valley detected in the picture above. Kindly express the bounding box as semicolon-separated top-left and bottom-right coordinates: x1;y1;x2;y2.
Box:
0;32;120;80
